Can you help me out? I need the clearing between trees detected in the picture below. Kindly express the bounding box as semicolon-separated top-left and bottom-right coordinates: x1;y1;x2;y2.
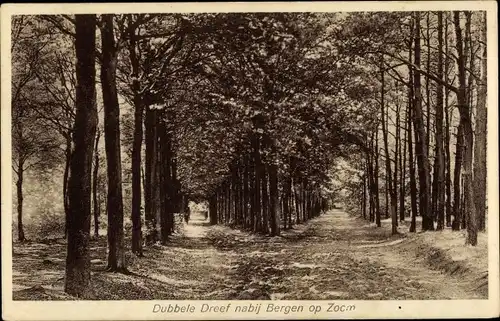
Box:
13;209;487;300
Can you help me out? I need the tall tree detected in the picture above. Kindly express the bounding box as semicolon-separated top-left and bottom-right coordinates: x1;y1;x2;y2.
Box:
434;11;446;230
100;14;126;271
127;15;144;256
444;12;453;227
452;122;464;230
374;126;381;227
473;12;487;232
408;13;418;233
380;59;397;234
454;11;477;245
268;146;281;236
92;129;101;238
65;14;97;297
413;11;434;231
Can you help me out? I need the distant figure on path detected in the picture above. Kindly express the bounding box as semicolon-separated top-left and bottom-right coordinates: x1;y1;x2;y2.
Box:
184;207;191;224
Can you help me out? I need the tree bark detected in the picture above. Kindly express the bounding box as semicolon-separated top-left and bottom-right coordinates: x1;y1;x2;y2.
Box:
65;14;97;297
394;90;400;222
101;14;126;272
16;161;26;242
408;23;418;232
63;133;71;238
92;129;100;238
252;127;262;232
301;179;308;222
268;159;280;236
374;125;381;227
363;171;367;220
367;136;375;222
444;13;453;227
129;23;144;255
445;101;452;227
243;154;250;228
454;11;477;245
293;177;301;224
473;12;487;232
452;123;464;230
158;117;172;244
261;164;270;233
425;12;431;157
409;107;418;233
144;106;158;243
434;11;446;230
209;193;217;225
231;160;240;226
380;59;397;234
413;11;434;231
400;99;407;222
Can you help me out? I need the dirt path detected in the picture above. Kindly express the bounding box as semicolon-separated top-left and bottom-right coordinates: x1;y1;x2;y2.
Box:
12;210;483;300
202;209;483;300
183;211;209;238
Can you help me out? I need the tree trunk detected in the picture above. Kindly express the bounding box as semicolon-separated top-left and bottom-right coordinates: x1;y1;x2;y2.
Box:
408;25;418;232
226;180;231;224
231;160;240;226
238;161;245;227
100;14;126;272
16;162;26;242
374;125;381;227
160;118;173;244
301;179;307;222
63;133;71;238
169;159;177;233
363;171;367;220
293;177;301;224
367;136;375;222
158;117;167;243
92;129;100;238
400;99;408;222
252;131;261;232
65;14;97;297
261;164;269;234
454;11;477;245
394;91;400;222
380;59;398;234
413;11;434;231
434;11;446;231
243;154;250;228
144;106;158;243
473;12;487;232
268;160;280;236
452;123;464;230
409;110;418;233
444;13;452;227
425;12;431;157
154;125;162;237
284;173;292;229
129;25;144;256
445;101;452;227
209;194;217;225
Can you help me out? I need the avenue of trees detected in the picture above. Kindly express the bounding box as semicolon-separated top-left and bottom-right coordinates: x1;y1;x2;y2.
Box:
339;11;488;245
11;11;488;297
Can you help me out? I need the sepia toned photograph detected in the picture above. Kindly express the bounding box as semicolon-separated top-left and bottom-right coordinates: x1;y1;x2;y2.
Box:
1;1;499;320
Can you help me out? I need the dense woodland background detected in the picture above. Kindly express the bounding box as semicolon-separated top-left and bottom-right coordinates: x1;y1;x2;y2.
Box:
11;11;488;299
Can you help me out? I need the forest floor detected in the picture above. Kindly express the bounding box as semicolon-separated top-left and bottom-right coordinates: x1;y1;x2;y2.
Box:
12;209;488;300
